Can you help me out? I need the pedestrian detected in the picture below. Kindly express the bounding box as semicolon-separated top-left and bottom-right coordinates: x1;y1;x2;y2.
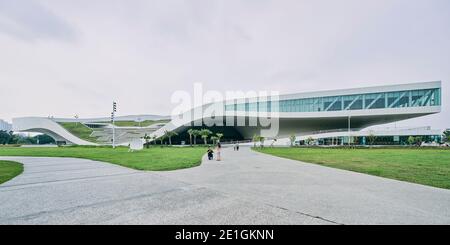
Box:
207;147;214;160
236;141;239;151
216;143;222;161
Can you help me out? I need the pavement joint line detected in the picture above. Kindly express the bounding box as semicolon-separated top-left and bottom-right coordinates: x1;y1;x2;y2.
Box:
265;203;344;225
158;172;344;225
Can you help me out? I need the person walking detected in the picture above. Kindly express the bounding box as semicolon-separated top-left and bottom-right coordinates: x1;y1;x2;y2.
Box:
236;141;239;151
216;143;222;161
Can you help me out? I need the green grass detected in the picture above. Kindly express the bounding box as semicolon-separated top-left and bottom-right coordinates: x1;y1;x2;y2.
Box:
112;120;169;127
0;146;207;171
0;160;23;184
94;120;170;127
58;122;99;143
254;147;450;189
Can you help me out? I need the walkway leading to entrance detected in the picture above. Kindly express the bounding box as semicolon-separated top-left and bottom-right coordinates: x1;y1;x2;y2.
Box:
1;147;449;224
160;146;450;225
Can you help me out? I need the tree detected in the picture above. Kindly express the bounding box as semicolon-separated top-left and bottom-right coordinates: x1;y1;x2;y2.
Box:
143;134;151;148
216;133;224;143
164;130;178;146
0;130;11;145
253;134;259;147
407;136;416;146
415;136;423;146
367;133;377;147
199;129;212;145
158;134;167;146
8;131;19;144
289;134;296;147
187;129;195;146
33;134;55;145
259;136;265;148
17;136;33;145
192;129;200;145
210;136;219;145
444;130;450;143
251;135;265;148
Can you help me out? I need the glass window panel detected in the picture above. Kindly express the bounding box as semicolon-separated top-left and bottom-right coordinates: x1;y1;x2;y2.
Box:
256;87;438;113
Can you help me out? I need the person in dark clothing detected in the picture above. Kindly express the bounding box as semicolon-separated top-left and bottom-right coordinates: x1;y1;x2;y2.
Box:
207;147;214;160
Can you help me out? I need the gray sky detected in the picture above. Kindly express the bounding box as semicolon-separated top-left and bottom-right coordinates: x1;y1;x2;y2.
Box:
0;0;449;129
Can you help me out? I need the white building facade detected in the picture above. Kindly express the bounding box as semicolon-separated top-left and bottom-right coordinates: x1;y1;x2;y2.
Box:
0;120;12;132
13;81;442;145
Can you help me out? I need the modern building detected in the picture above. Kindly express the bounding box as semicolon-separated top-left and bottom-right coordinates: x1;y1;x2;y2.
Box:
0;119;12;132
13;81;442;145
294;126;444;146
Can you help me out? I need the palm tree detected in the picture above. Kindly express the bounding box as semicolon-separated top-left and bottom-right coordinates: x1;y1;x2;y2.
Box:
187;129;194;146
367;133;377;147
210;136;219;145
289;134;296;147
415;136;423;147
252;134;259;147
444;130;450;143
158;134;166;146
143;133;151;149
216;133;224;143
259;136;265;148
200;129;213;145
306;137;314;146
192;129;200;145
164;130;178;146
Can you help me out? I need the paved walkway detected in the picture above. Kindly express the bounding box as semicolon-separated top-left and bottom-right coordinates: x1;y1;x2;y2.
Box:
1;147;449;224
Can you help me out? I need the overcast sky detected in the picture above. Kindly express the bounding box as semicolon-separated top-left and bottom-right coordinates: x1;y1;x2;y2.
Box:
0;0;449;129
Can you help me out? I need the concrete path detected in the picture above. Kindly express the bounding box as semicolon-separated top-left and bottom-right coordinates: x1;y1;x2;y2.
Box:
1;147;449;224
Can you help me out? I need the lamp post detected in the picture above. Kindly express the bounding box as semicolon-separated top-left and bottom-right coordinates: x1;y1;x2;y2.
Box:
111;102;117;148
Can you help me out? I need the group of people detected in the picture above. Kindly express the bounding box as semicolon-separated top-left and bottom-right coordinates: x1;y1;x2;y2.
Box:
206;141;241;162
207;143;222;161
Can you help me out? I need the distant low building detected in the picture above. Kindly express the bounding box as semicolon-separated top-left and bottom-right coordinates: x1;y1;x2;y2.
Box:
295;126;445;146
0;119;12;132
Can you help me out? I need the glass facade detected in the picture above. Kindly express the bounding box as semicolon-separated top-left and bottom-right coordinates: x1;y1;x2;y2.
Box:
225;88;441;113
313;135;442;146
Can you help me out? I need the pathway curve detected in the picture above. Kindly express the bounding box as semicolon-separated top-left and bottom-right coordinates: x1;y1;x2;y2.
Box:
1;147;449;224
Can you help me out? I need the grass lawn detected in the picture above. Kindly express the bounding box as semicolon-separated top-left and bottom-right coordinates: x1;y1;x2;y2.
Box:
58;122;99;143
254;147;450;189
0;160;24;184
0;146;207;171
112;120;170;127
